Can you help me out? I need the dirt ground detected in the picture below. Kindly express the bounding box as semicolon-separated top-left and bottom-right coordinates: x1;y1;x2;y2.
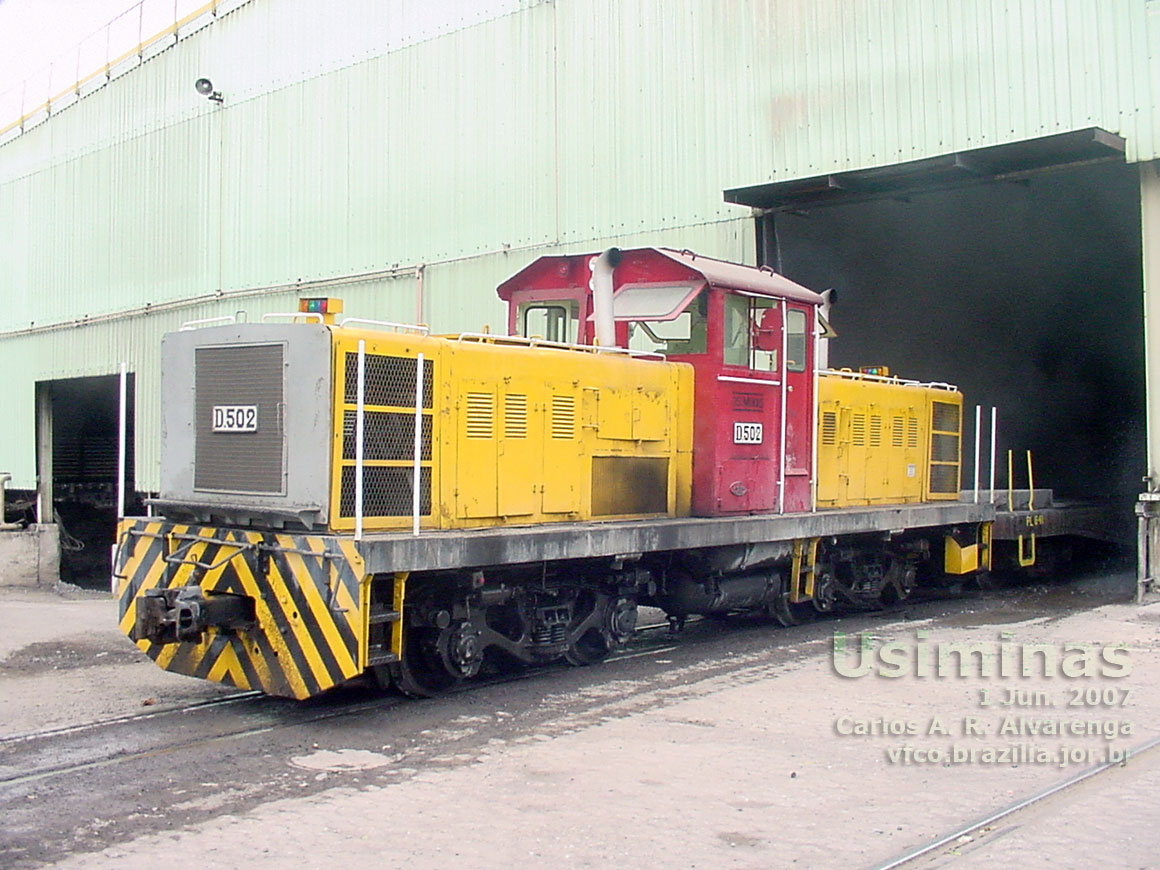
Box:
2;570;1158;869
0;586;235;738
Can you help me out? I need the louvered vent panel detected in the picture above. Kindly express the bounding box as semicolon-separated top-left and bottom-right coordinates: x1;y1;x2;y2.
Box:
851;413;866;447
466;393;495;439
892;416;904;448
821;411;837;446
551;395;576;440
907;418;919;448
504;394;528;439
869;415;882;447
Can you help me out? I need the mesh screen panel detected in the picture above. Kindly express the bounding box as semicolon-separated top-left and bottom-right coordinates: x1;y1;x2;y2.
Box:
344;353;434;407
932;401;961;432
194;344;284;493
343;411;432;461
929;464;959;493
930;433;960;462
340;466;432;517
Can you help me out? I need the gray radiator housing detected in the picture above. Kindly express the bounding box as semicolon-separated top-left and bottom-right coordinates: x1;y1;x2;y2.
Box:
154;323;333;529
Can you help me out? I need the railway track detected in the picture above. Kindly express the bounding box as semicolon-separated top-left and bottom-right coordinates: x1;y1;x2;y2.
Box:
0;618;685;789
0;570;1127;794
873;734;1160;869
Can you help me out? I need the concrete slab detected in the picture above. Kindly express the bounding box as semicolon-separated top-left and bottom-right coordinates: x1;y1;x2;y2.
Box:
0;525;60;587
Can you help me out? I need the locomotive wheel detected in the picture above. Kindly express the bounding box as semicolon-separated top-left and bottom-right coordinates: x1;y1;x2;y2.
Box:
564;593;637;666
811;571;837;614
389;625;464;699
770;594;815;627
878;560;915;607
966;570;1003;591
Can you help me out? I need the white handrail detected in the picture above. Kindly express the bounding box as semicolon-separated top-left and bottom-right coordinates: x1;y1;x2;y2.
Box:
810;314;820;513
973;405;982;503
339;317;430;335
355;341;366;541
820;369;958;391
412;353;425;537
989;407;998;504
778;299;788;515
261;312;324;323
455;332;665;361
180;314;236;330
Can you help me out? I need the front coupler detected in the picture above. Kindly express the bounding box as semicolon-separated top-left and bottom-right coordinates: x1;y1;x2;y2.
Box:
132;586;256;644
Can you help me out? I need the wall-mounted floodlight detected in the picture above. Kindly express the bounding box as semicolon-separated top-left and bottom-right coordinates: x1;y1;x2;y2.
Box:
195;78;223;103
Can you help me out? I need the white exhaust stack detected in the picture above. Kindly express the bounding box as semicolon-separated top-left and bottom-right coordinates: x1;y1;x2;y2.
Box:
818;288;837;370
590;248;621;347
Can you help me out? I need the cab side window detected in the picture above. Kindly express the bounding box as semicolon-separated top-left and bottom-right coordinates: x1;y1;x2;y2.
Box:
786;309;807;372
521;303;578;343
724;293;778;370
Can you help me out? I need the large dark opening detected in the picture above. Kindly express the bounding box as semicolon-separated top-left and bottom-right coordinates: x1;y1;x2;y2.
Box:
37;374;139;587
750;160;1144;540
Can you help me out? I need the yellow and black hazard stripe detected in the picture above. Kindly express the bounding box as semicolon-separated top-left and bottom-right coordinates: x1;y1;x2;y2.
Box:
115;519;367;699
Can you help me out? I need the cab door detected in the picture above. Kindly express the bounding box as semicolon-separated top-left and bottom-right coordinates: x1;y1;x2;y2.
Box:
781;304;814;512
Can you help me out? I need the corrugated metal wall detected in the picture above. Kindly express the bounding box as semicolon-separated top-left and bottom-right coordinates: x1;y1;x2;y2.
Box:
1;0;1156;490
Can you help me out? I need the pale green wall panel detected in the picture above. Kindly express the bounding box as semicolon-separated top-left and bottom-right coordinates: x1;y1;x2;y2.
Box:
1;0;1157;492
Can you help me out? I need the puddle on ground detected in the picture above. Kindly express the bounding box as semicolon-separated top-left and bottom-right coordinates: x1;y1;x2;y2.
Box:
290;748;394;772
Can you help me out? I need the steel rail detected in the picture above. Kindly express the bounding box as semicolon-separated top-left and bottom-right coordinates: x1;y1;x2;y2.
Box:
871;733;1160;870
0;622;684;788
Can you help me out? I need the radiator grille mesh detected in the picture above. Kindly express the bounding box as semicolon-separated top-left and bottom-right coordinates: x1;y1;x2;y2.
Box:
339;351;435;521
194;344;284;493
340;466;432;517
929;464;959;494
932;401;961;433
344;353;433;407
930;433;960;462
343;411;432;461
928;401;961;495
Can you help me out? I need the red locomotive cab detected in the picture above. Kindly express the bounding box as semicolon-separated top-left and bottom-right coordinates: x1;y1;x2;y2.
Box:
496;248;823;517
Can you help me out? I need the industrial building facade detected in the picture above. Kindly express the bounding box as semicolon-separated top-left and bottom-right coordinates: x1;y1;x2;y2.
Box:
1;0;1159;579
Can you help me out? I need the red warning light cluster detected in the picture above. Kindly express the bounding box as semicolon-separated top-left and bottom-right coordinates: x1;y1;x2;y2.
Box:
298;297;343;315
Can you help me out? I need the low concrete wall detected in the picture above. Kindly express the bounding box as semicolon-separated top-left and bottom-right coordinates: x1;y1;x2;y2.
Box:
0;524;60;587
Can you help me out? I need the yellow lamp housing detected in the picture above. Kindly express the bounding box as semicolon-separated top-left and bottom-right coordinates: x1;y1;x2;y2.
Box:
299;297;344;324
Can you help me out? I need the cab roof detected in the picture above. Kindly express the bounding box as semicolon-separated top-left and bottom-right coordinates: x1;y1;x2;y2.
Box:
496;247;824;307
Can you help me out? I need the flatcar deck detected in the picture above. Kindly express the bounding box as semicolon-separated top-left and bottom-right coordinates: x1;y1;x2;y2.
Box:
355;502;995;573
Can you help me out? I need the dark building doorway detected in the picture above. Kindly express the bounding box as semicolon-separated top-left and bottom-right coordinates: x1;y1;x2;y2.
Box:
731;137;1143;542
36;373;137;587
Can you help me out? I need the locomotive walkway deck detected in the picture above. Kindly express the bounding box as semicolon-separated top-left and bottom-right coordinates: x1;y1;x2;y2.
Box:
355;502;995;573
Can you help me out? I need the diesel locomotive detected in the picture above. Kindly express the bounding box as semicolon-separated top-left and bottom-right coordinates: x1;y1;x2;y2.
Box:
116;248;1017;699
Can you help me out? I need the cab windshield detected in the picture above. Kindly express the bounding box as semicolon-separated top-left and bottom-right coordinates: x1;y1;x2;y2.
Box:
615;283;707;356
